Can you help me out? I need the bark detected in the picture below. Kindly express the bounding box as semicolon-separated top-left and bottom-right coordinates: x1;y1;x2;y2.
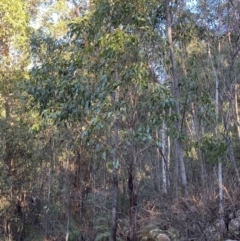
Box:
235;84;240;139
65;156;70;241
156;131;161;193
165;0;187;196
77;150;84;219
156;127;168;194
167;109;171;170
161;120;167;194
128;159;137;241
110;77;119;241
207;37;225;236
47;137;54;202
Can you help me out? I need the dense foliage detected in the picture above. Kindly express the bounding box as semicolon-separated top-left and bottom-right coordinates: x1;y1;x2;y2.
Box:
1;0;240;240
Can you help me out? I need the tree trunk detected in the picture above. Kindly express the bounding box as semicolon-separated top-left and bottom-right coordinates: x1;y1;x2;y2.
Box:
235;84;240;139
165;0;187;196
128;159;137;241
110;75;119;241
65;156;70;241
208;39;225;236
161;120;167;194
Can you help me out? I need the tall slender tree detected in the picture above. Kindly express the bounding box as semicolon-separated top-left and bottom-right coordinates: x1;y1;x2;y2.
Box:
165;0;187;195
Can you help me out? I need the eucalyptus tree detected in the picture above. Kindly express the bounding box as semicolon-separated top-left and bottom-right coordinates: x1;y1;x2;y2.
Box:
195;0;240;210
68;1;176;240
26;0;240;240
169;1;240;236
0;0;27;180
27;0;178;240
29;0;240;240
0;0;43;239
164;0;188;196
0;0;28;168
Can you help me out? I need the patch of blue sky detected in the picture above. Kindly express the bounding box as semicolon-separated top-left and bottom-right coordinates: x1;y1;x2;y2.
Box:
186;0;198;13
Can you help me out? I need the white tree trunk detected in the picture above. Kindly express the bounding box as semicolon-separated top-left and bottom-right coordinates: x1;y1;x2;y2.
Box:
208;39;224;235
165;0;187;195
161;120;167;194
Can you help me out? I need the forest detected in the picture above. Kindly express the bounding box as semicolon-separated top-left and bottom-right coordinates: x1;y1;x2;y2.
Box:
1;0;240;240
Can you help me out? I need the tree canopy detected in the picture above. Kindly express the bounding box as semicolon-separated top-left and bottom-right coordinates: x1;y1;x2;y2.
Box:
1;0;240;241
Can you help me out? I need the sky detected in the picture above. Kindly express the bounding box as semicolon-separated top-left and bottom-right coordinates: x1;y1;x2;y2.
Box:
186;0;198;12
